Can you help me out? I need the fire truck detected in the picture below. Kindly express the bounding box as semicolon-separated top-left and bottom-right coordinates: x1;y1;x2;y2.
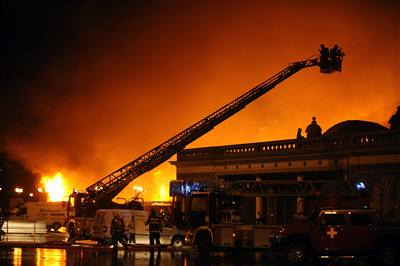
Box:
270;208;400;265
65;47;343;244
169;178;365;252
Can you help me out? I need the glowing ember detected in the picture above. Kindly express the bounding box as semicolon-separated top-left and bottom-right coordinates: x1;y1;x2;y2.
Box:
40;172;66;202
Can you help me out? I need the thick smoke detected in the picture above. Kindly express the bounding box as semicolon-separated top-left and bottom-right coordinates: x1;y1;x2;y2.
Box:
1;1;399;199
0;149;40;194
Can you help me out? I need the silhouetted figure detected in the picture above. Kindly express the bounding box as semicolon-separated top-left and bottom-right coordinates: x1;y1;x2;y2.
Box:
306;117;322;138
296;128;304;139
111;213;128;251
330;44;345;71
145;209;162;252
319;44;329;61
319;44;332;72
128;215;136;244
389;106;400;130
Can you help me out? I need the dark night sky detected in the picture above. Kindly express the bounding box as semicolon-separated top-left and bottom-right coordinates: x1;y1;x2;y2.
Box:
1;0;399;200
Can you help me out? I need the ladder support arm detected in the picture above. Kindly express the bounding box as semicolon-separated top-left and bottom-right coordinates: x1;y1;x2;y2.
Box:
86;57;320;204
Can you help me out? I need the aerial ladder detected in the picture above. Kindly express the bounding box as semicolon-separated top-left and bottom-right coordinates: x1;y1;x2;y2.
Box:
66;47;343;238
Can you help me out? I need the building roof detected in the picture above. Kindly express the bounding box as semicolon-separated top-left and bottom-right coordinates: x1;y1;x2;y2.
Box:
323;120;388;137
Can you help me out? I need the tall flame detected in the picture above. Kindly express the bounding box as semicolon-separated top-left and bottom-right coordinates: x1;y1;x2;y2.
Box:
151;170;171;201
40;172;66;202
131;168;173;202
156;184;169;201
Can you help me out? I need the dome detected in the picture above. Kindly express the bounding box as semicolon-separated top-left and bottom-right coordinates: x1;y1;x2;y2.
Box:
323;120;388;137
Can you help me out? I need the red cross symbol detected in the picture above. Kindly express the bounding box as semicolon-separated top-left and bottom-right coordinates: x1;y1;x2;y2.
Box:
326;227;338;239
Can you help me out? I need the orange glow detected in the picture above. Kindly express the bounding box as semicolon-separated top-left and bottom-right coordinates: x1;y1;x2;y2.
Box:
129;169;173;202
3;2;399;204
133;185;144;193
149;170;172;201
40;172;66;202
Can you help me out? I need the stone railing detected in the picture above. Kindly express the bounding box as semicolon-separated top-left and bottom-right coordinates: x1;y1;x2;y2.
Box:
177;130;400;162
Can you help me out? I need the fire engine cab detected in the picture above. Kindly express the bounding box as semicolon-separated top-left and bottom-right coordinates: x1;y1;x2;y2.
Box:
270;208;400;266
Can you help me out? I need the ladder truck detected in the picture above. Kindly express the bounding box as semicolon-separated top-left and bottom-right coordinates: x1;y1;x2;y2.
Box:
65;47;343;241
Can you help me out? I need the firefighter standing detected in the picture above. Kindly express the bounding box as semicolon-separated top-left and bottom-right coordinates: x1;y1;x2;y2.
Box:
145;209;162;252
110;213;127;250
128;215;136;244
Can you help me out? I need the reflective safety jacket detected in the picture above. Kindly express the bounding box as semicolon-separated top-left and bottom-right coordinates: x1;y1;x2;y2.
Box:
145;215;162;233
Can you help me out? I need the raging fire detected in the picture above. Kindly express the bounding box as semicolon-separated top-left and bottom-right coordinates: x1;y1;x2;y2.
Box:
133;183;170;202
150;170;172;201
39;172;66;202
131;168;173;202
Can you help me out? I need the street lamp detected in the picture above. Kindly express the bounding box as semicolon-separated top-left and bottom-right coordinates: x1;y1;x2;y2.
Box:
15;187;23;193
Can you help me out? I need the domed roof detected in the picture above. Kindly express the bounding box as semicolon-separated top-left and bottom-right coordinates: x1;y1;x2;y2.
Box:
323;120;388;137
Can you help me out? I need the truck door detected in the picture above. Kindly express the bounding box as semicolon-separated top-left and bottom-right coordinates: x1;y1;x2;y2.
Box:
189;192;213;228
310;212;346;252
347;212;376;251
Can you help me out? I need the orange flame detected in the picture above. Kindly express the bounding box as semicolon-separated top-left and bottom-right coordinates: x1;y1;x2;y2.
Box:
40;172;66;202
130;168;173;202
150;170;171;201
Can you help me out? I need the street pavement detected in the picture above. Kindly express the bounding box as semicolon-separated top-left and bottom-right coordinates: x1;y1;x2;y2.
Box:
0;231;375;266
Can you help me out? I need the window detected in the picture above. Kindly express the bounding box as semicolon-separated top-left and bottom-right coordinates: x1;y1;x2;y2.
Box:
322;214;345;225
191;197;208;211
350;213;373;225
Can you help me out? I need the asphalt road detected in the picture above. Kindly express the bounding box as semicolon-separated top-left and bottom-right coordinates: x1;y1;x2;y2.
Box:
0;247;375;266
0;231;376;266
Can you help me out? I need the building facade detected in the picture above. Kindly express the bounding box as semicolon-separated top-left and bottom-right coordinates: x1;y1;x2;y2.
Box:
172;120;400;225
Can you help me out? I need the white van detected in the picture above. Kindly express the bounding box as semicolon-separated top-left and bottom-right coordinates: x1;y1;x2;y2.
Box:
10;201;66;232
91;209;185;249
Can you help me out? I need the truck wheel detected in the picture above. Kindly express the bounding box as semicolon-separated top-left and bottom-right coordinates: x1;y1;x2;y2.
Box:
196;232;212;253
378;245;398;266
171;236;184;250
52;222;61;232
284;241;308;266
